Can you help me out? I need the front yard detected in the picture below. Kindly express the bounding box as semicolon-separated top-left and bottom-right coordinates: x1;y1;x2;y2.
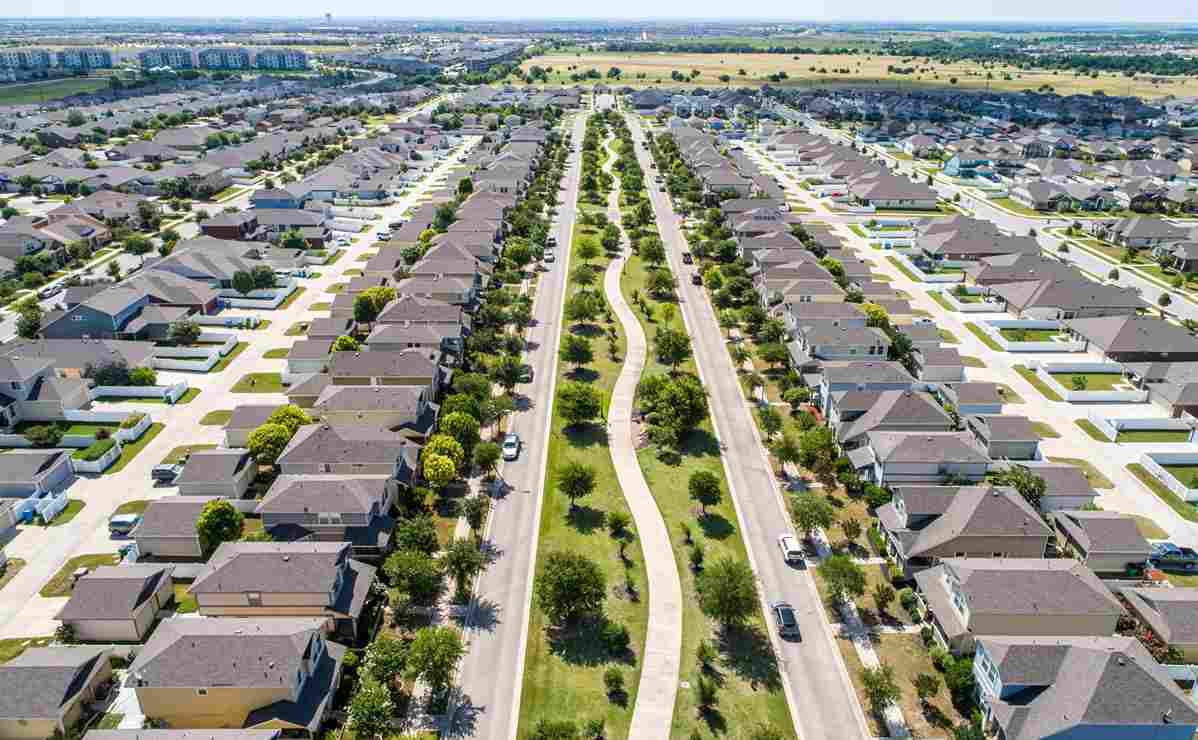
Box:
1047;372;1127;391
40;553;120;597
231;373;285;393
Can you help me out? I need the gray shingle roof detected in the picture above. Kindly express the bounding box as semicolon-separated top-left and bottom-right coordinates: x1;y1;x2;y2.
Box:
1052;510;1152;556
131;496;219;540
57;565;173;622
175;450;251;485
256;475;386;517
190;542;350;596
0;646;107;720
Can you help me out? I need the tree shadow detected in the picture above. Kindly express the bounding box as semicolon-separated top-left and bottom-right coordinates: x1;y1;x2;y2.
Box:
445;693;481;739
679;428;721;458
566;504;606;534
451;595;502;633
699;705;727;735
697;513;734;541
563;422;608;450
546;615;636;667
568;367;600;384
571;323;604;338
717;623;782;692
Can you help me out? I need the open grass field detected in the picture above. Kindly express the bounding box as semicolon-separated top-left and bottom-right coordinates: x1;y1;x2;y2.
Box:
517;51;1198;98
0;76;111;105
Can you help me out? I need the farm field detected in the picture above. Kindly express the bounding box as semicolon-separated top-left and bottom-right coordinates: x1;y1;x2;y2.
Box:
517;51;1198;98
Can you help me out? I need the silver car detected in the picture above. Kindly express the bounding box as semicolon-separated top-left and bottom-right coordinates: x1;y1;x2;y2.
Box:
502;433;521;461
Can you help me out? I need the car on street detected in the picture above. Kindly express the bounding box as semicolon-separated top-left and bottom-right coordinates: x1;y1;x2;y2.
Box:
772;601;801;639
108;513;141;536
544;251;555;263
37;285;63;300
336;237;351;246
388;221;405;230
681;252;693;264
502;433;521;461
1150;542;1198;572
151;462;184;485
519;364;534;383
545;236;557;248
691;273;702;285
377;232;391;241
777;534;804;565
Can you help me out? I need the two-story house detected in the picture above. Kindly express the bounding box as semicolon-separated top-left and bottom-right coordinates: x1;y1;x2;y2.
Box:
187;542;376;641
791;320;890;363
276;423;420;482
832;389;954;451
129;618;345;732
815;361;917;416
877;485;1051;578
914;558;1123;655
849;431;991;487
256;475;395;559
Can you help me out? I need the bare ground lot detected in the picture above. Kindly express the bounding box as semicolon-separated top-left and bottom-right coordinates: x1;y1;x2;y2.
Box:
518;51;1198;98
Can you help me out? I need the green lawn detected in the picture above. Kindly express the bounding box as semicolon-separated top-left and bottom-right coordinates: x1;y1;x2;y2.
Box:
277;286;307;310
995;384;1025;405
42;499;85;526
999;328;1062;342
285;321;309;336
112;500;150;517
174;387;202;404
1133;514;1169;540
325;283;348;294
1048;372;1126;391
172;583;198;614
40;553;120;597
209;342;249;373
1047;457;1114;490
518;201;650;740
1013;365;1063;402
1117;429;1193;444
1163;465;1198;489
938;328;959;344
161;443;216;465
927;291;955;312
960;355;985;368
199;410;233;426
1032;422;1060;439
95;713;124;730
263;348;290;359
964;323;1003;352
886;256;921;282
0;77;110;105
247;319;272;330
1127;463;1198;523
1074;419;1112;442
105;423;165;475
0;636;52;664
309;302;332;311
988;197;1046;217
232;373;285;393
92;387;199;405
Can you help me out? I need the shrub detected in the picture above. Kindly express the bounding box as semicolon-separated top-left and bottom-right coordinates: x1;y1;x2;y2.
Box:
930;646;954;672
603;666;624;696
73;437;116;461
601;621;631;653
95;427;112;440
23;424;63;448
920;625;935;646
119;413;145;429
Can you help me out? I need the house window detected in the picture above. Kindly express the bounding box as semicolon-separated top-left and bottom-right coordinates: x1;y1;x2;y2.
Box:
246;591;261;606
196;688;208;696
322;463;332;473
318;512;342;525
992;552;1004;558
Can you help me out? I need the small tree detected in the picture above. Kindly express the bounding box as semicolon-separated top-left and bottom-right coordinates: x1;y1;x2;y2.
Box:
560;334;594;371
654;326;692;371
841;517;863;545
860;663;900;715
556;460;596;511
914;672;941;706
405;626;465;697
558;381;602;428
383;548;444;603
266;405;311;435
443;538;487;601
167;318;201;346
23;424;63;448
688;470;722;515
331;334;360;352
16;302;42;340
247;422;292;465
231;270;255;296
696;556;758;628
123;234;153;255
348;676;394;740
536;550;606;623
440;411;481;457
473;442;502;479
422;453;457;490
817;554;866;605
791;491;836;537
872;582;896;614
460;496;491;540
196;499;244;557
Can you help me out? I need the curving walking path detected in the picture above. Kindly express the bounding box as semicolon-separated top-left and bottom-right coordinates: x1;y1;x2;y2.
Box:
600;131;682;738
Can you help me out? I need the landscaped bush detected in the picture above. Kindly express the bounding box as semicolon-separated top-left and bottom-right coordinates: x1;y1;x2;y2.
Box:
128;367;158;386
73;438;116;461
119;413;145;429
23;424;63;448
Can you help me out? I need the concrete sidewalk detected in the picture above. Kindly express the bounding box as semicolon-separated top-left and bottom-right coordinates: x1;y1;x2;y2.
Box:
601;135;682;740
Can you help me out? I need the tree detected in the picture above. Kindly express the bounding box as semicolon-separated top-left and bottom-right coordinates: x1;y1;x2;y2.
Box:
440;411;481;457
16;302;42;339
266;405;311;435
196;499;244;557
395;515;440;555
860;663;900;715
799;426;838;483
492;353;525;392
757;405;782;438
123;234;153;255
383;549;444;603
232;270;255;296
791;491;836;536
770;431;802;477
348;676;393;740
756;342;789;371
696;557;758;627
405;626;465;695
872;582;896;614
640;236;666;265
914;673;941;706
247;422;292;464
841;518;863;545
443;538;487;600
565;290;602;325
422;453;457;490
536;550;606;623
363;635;409;687
560;334;594;371
817;554;866;604
653;374;709;443
331;334;360;352
576;239;600;263
601;224;621;252
694;674;718;713
646;268;675;298
654;326;692;371
460;495;491;538
558;381;602;427
457;177;474;198
688;470;722;515
23;424;62;448
1159;293;1172;312
353;286;396;324
990;464;1046;510
556;460;596;510
531;719;580;740
167;318;201;346
251;264;276;290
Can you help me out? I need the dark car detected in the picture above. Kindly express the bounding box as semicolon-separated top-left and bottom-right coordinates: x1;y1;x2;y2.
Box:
519;364;535;383
772;601;800;639
691;273;702;286
681;252;693;264
1150;542;1198;572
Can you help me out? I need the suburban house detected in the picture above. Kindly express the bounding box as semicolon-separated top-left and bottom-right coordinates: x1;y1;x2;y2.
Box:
914;558;1123;654
276;423;420;481
989;279;1146;320
1051;509;1153;575
224;405;281;448
1064;315;1198;364
55;564;174;642
0;450;76;499
1120;587;1198;662
327;349;442;390
1091;215;1192;249
188;542;376;641
789;321;890;363
849;431;991;486
0;647;112;740
831;389;954;451
1123;361;1198;418
255;475;395;558
175;450;257;498
815;361;917;416
966;415;1040;460
131;496;220;560
1022;462;1100;512
311;385;437;438
911;347;966;383
129;618;345;733
877;485;1051;578
936;382;1006;416
964;254;1082;287
973;636;1198;740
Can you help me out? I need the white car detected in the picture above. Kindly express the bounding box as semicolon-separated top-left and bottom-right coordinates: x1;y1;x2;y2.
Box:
777;534;803;565
543;251;555;263
502;433;521;461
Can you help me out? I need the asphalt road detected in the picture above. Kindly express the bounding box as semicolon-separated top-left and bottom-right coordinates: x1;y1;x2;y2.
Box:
452;113;586;740
628;115;871;740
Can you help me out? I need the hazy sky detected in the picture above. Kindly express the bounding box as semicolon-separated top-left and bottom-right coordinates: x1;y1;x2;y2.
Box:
6;0;1196;22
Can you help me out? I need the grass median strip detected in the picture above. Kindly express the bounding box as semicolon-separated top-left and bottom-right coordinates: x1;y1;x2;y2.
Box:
1127;463;1198;523
886;256;921;282
105;423;165;475
1012;364;1063;402
964;322;1003;352
200;410;232;426
927;290;955;312
1074;419;1111;442
231;373;284;393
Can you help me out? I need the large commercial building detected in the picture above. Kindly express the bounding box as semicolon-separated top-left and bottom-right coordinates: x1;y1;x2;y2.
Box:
254;48;309;70
137;47;195;70
56;48;114;70
198;47;251;70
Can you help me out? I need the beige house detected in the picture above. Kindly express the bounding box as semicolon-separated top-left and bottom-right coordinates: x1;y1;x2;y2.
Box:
915;558;1123;655
310;384;436;439
1051;509;1153;575
1121;587;1198;662
55;565;174;642
131;497;218;560
175;450;257;498
0;646;112;740
130;618;344;733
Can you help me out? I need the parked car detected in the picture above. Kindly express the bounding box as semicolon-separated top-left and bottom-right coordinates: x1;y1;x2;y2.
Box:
1150;542;1198;572
544;251;556;263
108;513;141;536
37;285;63;300
502;433;521;461
151;462;184;484
388;221;405;230
772;601;801;639
777;534;804;565
519;364;535;383
336;237;351;246
377;232;391;241
691;273;702;286
545;236;557;248
681;252;693;264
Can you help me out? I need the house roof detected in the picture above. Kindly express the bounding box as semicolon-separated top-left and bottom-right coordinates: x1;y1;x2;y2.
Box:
970;414;1038;442
277;423;418;467
978;635;1198;740
328;349;438;378
56;565;173;622
991;279;1145;313
921;558;1122;620
943;381;1004;406
1052;510;1152;557
1021;462;1099;499
893;485;1049;559
1121;587;1198;646
190;541;351;596
86;732;279;740
226;404;282;430
868;431;989;465
838;390;952;443
0;450;68;485
131;496;220;540
1065;315;1198;356
312;384;425;417
175;449;251;485
256;475;387;517
0;646;108;721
